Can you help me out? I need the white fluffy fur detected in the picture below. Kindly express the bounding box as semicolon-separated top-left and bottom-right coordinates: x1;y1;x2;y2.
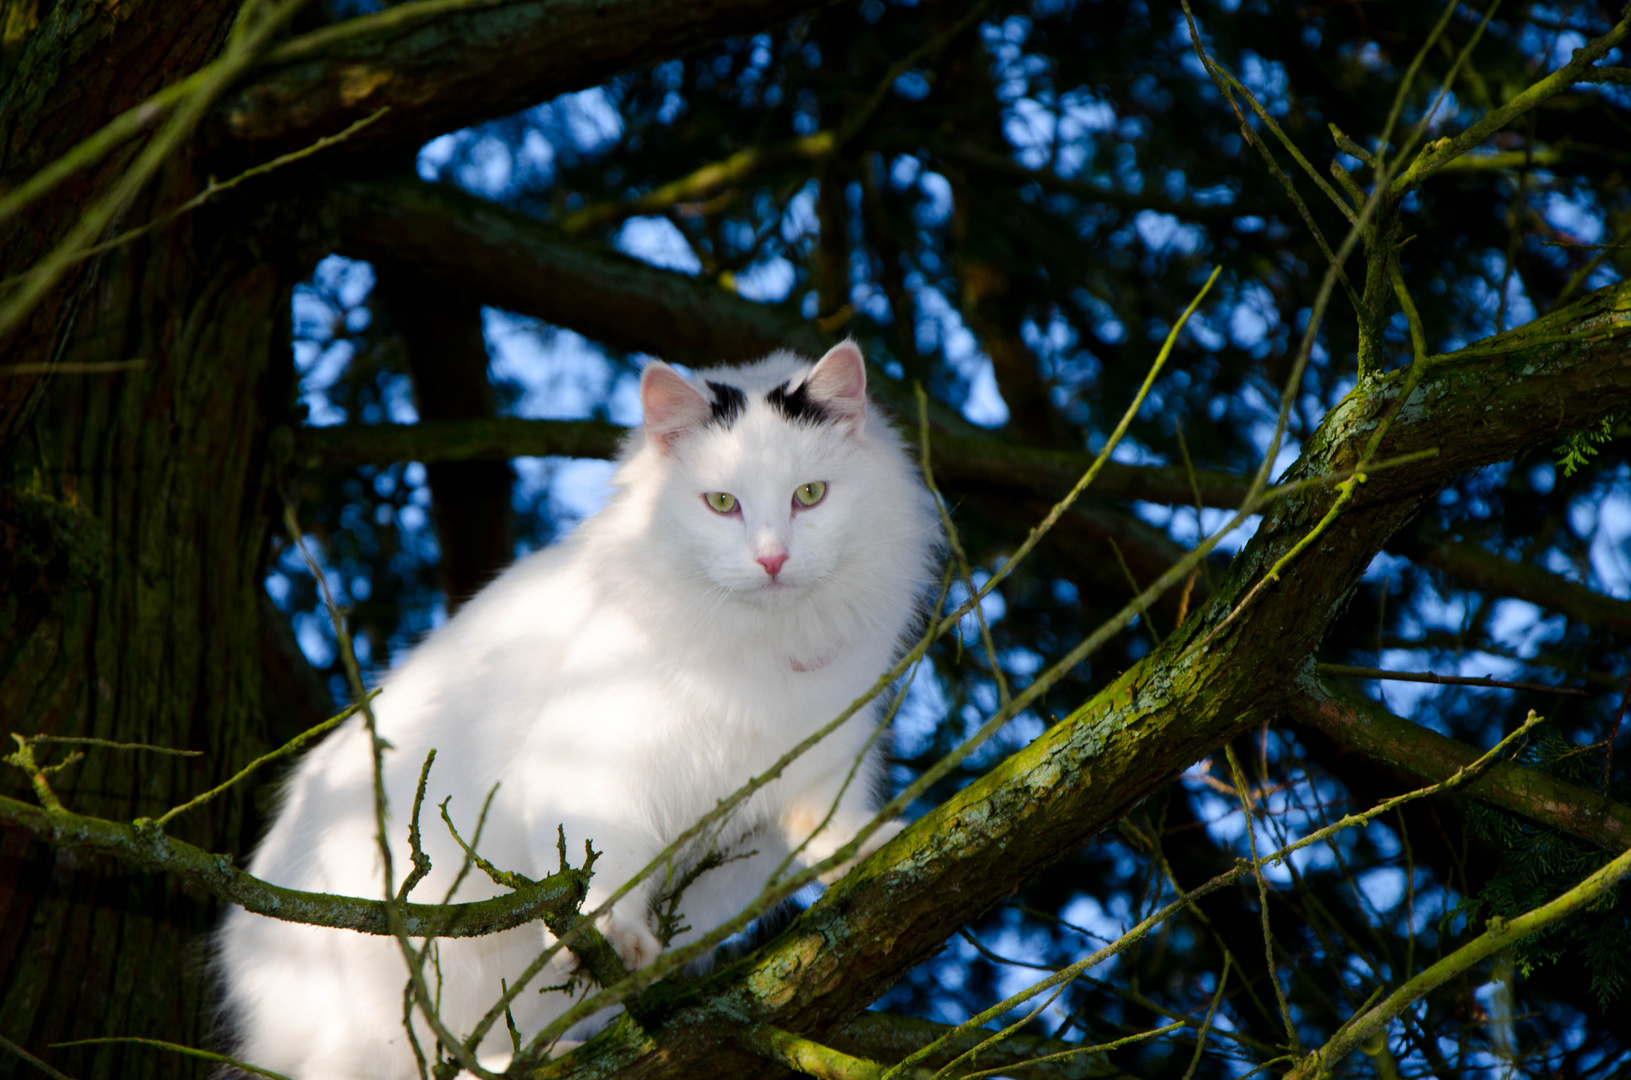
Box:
216;344;939;1078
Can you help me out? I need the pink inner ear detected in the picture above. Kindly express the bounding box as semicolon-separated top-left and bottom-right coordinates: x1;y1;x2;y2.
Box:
805;341;867;421
640;362;710;452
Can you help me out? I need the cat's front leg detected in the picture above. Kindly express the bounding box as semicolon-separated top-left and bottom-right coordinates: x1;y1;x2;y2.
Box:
545;832;664;973
595;901;662;969
546;902;661;974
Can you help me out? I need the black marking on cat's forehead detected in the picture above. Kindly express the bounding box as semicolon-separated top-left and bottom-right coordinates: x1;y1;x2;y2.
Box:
765;379;833;426
705;381;746;427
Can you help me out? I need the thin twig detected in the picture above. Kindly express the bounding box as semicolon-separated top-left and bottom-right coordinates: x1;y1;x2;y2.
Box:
0;1033;77;1080
49;1037;291;1080
0;0;316;341
282;503;494;1079
28;736;201;757
1317;663;1589;697
1225;744;1299;1055
1390;3;1625;196
1181;954;1232;1080
2;108;389;289
154;694;375;828
878;711;1544;1079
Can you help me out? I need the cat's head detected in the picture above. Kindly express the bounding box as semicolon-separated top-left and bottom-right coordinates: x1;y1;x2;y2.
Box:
632;342;925;609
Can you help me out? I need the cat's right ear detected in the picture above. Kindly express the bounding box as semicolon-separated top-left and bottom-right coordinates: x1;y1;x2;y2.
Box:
640;361;711;455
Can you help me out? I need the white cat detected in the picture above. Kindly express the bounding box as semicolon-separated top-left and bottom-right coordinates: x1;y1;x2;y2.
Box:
216;342;940;1079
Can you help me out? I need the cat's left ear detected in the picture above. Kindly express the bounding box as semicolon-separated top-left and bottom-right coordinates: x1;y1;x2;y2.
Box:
805;341;868;432
641;361;711;455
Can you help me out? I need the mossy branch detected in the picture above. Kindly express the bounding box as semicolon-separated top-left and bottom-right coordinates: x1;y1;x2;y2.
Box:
0;791;588;938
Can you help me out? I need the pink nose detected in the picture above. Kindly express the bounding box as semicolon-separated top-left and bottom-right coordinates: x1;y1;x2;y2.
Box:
757;552;788;578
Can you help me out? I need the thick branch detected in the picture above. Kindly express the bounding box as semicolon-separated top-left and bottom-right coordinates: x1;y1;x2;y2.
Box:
0;793;587;939
325;176;831;365
1287;676;1631;852
545;282;1631;1078
1393;527;1631;637
291;417;627;470
207;0;839;160
290;415;1251;509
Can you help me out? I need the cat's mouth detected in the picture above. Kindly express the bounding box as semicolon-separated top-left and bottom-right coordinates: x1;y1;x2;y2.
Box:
789;650;836;672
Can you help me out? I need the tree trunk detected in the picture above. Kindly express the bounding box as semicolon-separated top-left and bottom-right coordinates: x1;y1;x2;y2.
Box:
0;173;307;1078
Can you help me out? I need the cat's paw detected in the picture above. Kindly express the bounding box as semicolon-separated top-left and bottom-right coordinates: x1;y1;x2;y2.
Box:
545;929;584;976
818;818;907;884
597;909;662;970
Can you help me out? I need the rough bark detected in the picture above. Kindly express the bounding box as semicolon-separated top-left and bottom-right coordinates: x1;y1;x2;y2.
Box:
0;0;239;445
0;188;302;1078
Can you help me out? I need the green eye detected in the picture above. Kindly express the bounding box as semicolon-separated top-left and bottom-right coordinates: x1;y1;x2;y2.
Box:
704;492;738;514
793;481;827;507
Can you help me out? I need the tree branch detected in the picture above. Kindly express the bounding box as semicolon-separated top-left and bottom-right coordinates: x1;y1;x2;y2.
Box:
0;793;589;938
206;0;841;160
1387;12;1631;197
1392;526;1631;637
290;414;1253;510
313;171;1631;636
1286;676;1631;852
325;176;831;363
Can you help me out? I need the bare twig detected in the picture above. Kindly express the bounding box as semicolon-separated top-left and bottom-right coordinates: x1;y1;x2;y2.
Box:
1317;663;1590;697
49;1037;291;1080
154;694;376;828
2;108;389;288
1225;744;1299;1055
1389;9;1629;196
1286;816;1631;1077
0;1032;77;1080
